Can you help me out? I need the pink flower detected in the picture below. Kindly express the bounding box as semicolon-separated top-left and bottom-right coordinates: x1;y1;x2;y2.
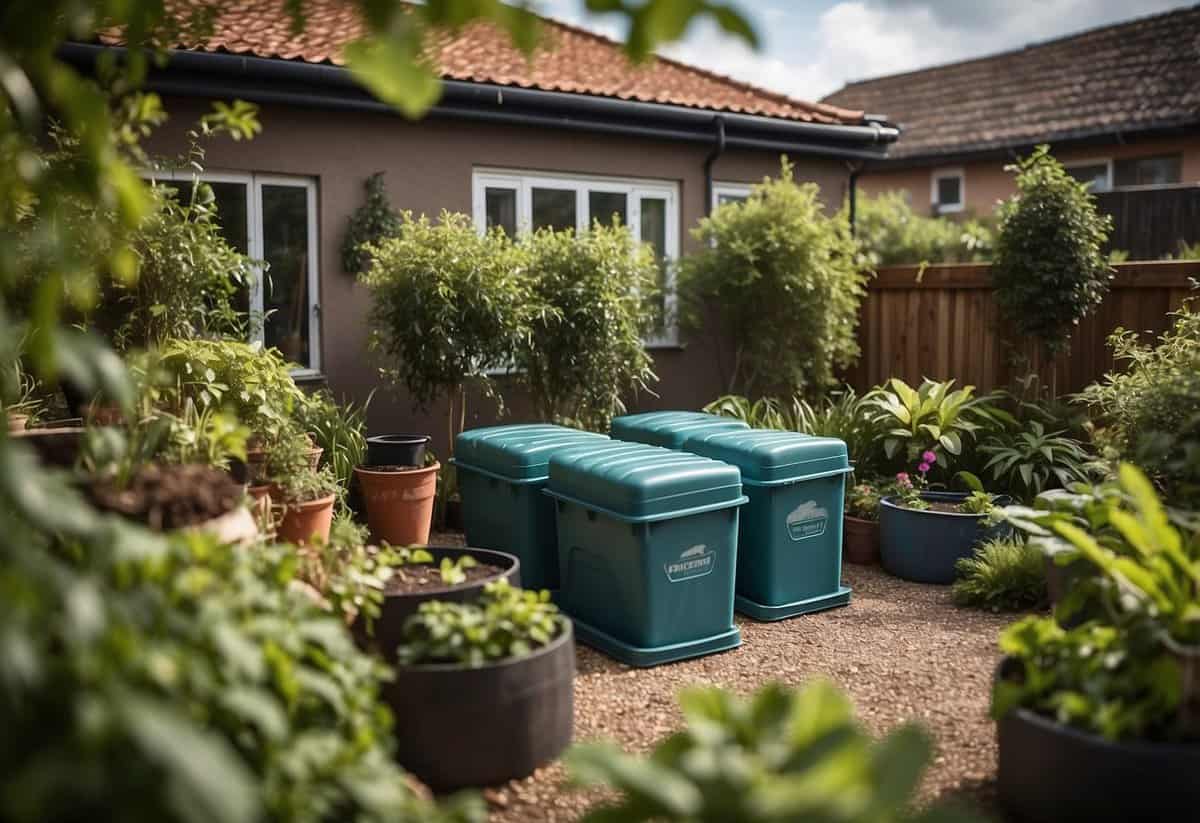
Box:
918;462;931;473
895;472;911;487
923;450;937;464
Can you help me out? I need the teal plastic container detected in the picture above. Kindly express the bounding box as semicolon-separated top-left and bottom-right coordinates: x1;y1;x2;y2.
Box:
682;429;853;621
453;425;610;589
609;411;749;450
545;441;747;667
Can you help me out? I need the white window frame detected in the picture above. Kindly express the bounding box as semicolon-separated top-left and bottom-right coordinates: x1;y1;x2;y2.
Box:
712;181;753;211
930;167;965;214
1063;157;1113;192
144;169;322;376
471;168;681;347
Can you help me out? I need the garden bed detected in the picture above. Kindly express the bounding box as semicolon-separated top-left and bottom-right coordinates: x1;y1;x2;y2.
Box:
430;532;1015;821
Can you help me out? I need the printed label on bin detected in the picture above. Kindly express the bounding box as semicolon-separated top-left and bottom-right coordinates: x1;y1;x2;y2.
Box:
664;544;715;583
786;501;828;541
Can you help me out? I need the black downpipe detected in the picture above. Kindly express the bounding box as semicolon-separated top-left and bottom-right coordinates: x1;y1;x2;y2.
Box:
703;116;726;216
848;161;863;236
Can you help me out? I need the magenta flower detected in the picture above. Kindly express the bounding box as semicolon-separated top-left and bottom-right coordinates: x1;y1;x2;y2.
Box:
923;450;937;464
895;472;911;487
918;462;931;473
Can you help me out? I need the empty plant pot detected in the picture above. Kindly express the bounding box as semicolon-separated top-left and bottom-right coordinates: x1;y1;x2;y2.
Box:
355;462;439;546
842;515;880;565
366;434;430;467
383;620;575;792
879;492;1010;584
275;493;336;545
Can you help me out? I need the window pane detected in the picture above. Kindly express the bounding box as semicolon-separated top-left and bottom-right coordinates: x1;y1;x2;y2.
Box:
532;187;576;232
588;191;627;228
718;193;748;206
485;187;517;237
260;184;312;368
1066;164;1109;191
204;181;252;316
936;176;961;205
640;196;669;330
1114;155;1182;187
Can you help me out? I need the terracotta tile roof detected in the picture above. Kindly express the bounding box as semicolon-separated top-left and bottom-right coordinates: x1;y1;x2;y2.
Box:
821;5;1200;159
100;0;862;125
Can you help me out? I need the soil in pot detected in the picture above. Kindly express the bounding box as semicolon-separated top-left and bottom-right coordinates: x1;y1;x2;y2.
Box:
842;515;880;565
384;559;506;596
86;463;243;531
355;462;439;546
275;493;336;545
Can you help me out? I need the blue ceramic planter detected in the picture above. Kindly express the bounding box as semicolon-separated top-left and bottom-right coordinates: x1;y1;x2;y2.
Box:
879;491;1010;584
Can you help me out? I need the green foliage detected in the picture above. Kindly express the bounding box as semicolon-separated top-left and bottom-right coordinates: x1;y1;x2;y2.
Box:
979;420;1095;503
568;679;977;823
361;211;532;449
845;480;885;520
1080;297;1200;506
679;158;868;398
991;145;1113;357
518;222;660;430
952;537;1046;611
864;378;1000;471
852;190;994;266
295;389;372;491
396;580;563;667
341;172;401;276
274;466;340;505
438;554;478;586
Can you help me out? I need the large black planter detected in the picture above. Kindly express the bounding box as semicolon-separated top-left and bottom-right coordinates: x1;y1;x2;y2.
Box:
384;619;575;791
997;691;1200;821
879;491;1010;584
353;546;520;663
366;434;430;467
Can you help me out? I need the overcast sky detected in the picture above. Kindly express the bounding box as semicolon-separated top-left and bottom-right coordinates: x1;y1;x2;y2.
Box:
534;0;1192;102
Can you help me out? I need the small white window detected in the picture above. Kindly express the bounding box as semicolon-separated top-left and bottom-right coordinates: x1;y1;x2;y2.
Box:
930;168;964;214
472;168;680;346
146;169;322;375
712;181;753;211
1065;159;1113;191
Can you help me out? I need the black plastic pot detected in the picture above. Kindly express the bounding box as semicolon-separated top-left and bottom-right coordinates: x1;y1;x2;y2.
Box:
383;619;575;791
352;546;520;663
879;491;1011;584
366;434;431;467
996;659;1200;822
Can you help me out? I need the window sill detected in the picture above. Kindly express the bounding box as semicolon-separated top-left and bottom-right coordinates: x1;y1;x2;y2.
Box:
291;370;327;385
645;339;686;351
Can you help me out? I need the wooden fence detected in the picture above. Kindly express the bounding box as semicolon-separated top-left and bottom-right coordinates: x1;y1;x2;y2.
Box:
1096;185;1200;260
844;260;1199;394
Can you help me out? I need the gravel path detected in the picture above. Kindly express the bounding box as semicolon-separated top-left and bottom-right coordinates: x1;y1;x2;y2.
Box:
429;535;1016;821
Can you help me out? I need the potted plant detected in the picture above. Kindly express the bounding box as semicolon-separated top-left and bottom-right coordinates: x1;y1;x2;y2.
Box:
879;454;1010;584
384;580;573;791
354;457;440;546
993;465;1200;821
843;479;886;564
272;467;339;545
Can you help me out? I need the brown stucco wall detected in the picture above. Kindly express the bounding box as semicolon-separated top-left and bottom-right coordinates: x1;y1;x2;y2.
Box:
145;97;849;454
858;134;1200;217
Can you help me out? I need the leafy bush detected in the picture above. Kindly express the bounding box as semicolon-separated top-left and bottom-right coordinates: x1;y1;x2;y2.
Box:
1080;298;1200;506
991;145;1113;360
568;679;976;823
518;223;659;431
979;420;1096;503
952;537;1046;611
864;378;1001;472
295;388;372;490
341;172;402;276
396;580;563;667
853;190;994;266
678;158;868;398
361;211;532;452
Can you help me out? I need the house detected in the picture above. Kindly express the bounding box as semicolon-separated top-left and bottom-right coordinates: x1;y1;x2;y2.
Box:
63;0;897;447
822;4;1200;257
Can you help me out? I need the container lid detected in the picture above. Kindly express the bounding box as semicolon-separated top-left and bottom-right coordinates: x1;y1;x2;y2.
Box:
681;429;850;485
609;411;750;450
545;441;745;522
453;424;608;482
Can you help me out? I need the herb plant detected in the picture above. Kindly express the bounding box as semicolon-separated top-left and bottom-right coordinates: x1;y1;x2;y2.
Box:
952;537;1046;612
341;172;401;276
568;679;977;823
396;581;563;667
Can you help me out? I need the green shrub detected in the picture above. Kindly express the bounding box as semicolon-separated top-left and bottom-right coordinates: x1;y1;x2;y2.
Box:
1079;297;1200;506
518;223;659;431
340;172;401;276
678;158;868;398
568;679;977;823
852;190;994;266
361;211;532;453
863;378;1002;473
979;420;1096;504
953;537;1046;611
991;145;1113;360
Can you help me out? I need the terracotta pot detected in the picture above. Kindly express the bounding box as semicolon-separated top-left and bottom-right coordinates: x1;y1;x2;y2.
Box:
355;462;439;546
85;402;124;426
6;412;29;433
276;493;336;545
245;447;270;485
843;515;880;565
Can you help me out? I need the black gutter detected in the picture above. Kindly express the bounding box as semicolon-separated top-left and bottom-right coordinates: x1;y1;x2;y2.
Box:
703;116;727;216
60;43;900;160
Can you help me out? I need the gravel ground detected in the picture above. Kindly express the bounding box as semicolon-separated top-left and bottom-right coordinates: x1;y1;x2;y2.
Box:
429;533;1016;821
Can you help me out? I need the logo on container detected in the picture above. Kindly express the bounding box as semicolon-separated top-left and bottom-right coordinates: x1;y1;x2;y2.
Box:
786;500;828;541
664;544;715;583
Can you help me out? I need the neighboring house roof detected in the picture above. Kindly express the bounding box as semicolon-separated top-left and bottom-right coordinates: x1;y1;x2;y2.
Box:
821;4;1200;161
98;0;863;126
